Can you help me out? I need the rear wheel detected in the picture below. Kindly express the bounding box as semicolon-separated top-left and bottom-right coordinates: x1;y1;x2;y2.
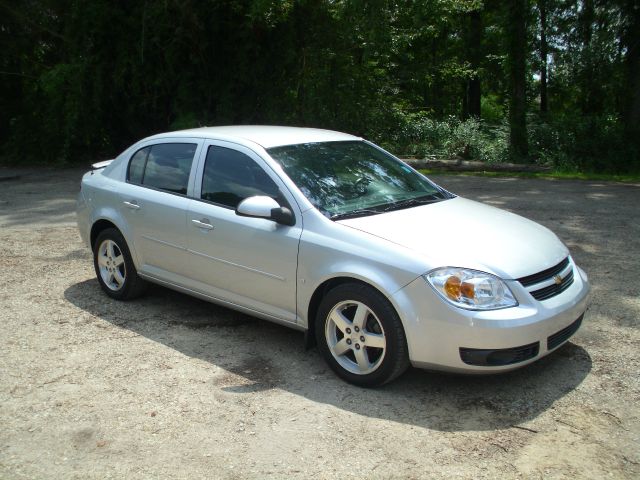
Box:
316;283;409;387
93;228;146;300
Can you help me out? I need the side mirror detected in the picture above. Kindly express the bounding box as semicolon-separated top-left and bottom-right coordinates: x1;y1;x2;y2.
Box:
236;196;295;226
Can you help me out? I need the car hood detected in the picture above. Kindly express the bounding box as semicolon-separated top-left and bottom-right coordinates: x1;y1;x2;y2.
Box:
337;197;568;279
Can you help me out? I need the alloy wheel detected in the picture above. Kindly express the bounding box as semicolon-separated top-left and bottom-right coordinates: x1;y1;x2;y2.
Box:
325;300;387;375
97;239;126;291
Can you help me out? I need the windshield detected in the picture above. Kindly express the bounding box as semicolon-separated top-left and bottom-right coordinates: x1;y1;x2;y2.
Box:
267;141;452;219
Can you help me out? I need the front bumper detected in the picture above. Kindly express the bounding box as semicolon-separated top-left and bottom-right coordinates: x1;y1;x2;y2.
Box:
392;262;590;372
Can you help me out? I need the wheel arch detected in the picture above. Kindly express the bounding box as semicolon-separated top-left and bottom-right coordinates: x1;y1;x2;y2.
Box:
305;276;400;349
90;219;120;251
87;206;137;263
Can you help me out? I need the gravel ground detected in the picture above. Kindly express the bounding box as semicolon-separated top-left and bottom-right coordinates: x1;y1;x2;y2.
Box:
0;168;638;479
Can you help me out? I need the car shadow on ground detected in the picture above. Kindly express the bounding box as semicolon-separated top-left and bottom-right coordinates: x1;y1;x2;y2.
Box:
64;279;592;433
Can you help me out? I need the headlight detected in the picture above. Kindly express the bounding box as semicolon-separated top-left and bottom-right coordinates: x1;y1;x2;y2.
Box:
424;268;518;310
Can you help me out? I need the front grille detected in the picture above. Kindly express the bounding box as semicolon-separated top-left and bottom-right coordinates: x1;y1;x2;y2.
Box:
530;270;574;301
460;342;540;366
518;257;570;287
547;314;583;350
517;257;574;301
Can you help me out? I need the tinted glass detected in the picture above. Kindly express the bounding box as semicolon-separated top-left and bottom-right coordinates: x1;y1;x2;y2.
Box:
201;146;279;208
142;143;197;194
128;147;149;184
267;141;449;218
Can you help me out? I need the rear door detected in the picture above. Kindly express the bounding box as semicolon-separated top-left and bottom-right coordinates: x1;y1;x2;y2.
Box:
118;139;202;280
185;141;302;323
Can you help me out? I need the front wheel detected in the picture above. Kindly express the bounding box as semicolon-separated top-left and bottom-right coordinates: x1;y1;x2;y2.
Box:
315;283;409;387
93;228;146;300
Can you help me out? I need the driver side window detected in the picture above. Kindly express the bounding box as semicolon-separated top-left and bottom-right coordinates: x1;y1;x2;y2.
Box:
201;146;279;208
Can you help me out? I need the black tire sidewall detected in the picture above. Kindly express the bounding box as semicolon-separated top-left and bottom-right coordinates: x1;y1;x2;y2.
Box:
315;283;409;387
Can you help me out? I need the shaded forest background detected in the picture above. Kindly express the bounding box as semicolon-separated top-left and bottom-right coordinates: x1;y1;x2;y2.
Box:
1;0;639;172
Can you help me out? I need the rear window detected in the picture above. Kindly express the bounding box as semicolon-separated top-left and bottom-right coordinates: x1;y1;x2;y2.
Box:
127;147;149;184
127;143;197;194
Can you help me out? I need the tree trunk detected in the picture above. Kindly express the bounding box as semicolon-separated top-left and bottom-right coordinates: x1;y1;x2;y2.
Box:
622;0;640;159
580;0;597;115
506;0;529;161
462;81;469;118
539;0;548;114
467;10;482;118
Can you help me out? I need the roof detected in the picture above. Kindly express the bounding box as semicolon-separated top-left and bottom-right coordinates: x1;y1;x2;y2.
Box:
146;125;361;149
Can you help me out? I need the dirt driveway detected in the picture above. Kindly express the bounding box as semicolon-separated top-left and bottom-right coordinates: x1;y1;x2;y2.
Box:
1;168;638;479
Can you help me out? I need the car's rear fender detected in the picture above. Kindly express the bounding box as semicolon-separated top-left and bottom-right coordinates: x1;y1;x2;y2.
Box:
81;173;141;268
88;206;139;264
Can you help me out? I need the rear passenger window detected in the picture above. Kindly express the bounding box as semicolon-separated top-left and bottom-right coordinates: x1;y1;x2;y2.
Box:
201;146;280;208
127;143;197;194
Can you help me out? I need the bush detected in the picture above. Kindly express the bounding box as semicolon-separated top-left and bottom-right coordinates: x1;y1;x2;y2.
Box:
385;112;509;164
380;109;637;174
480;94;505;123
528;114;638;173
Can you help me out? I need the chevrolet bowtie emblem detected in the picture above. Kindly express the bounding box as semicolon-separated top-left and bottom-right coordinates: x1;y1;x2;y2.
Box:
554;275;563;285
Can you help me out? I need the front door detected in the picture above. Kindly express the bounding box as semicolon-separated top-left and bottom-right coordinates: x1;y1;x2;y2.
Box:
185;142;302;323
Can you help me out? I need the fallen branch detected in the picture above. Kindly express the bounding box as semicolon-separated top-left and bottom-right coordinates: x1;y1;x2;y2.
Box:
40;374;68;386
402;158;552;173
511;425;539;433
556;418;581;431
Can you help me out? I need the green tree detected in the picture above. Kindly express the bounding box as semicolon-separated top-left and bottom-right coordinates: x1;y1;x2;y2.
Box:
620;0;640;157
0;0;637;172
506;0;529;161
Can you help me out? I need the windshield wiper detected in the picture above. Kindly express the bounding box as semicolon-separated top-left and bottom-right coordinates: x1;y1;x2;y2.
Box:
332;193;446;220
382;193;444;212
330;208;383;221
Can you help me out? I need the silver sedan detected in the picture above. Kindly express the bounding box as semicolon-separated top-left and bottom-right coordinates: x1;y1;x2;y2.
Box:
77;126;590;386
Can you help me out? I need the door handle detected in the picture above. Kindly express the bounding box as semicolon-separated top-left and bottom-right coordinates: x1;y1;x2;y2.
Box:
191;218;214;230
123;201;140;210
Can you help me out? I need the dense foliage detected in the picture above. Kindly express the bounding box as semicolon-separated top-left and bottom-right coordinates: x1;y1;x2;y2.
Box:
1;0;638;172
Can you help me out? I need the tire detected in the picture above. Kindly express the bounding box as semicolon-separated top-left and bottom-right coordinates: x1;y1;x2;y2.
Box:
315;283;410;387
93;228;146;300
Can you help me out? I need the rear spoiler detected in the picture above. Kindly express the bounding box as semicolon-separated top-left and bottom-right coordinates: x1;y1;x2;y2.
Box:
91;159;114;170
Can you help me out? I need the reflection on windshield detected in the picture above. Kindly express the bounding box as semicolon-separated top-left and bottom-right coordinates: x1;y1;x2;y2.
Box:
267;141;451;218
